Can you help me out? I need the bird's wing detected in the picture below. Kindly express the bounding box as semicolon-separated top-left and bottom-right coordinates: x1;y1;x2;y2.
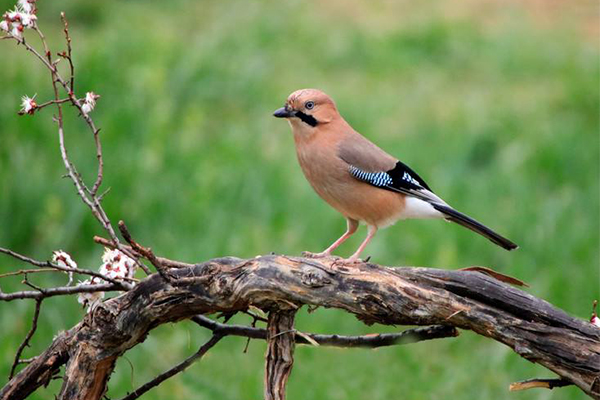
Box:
337;133;445;205
337;132;517;250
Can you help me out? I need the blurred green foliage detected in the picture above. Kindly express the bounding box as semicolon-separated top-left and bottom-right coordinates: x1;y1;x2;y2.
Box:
0;0;598;399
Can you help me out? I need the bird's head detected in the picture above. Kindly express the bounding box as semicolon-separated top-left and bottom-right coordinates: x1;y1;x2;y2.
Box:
273;89;339;132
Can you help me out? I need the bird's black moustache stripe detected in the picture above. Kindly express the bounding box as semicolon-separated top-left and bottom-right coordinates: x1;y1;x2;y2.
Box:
295;111;318;127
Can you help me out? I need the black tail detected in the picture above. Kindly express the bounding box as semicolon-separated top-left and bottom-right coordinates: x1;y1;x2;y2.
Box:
431;203;518;251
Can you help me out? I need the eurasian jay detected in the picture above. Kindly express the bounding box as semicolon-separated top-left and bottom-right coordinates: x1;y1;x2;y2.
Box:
273;89;518;261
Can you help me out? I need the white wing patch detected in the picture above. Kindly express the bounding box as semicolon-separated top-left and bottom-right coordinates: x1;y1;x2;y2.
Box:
402;171;421;186
399;197;444;220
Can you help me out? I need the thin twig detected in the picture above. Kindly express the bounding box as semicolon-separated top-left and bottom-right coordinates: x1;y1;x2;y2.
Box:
22;276;45;293
18;98;71;115
0;247;48;267
9;299;42;379
118;334;224;400
0;268;56;279
243;309;269;323
60;13;75;94
14;25;122;253
35;19;144;281
118;221;173;282
93;236;195;270
0;282;122;301
191;315;459;348
243;312;261;353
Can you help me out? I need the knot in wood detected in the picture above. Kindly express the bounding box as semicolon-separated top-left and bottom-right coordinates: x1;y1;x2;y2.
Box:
299;267;332;288
515;344;534;358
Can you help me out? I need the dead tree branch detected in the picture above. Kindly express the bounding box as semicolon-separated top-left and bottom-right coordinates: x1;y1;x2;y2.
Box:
510;378;573;391
0;255;597;400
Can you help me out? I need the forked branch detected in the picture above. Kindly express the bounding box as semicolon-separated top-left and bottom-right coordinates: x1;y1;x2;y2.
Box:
1;255;598;400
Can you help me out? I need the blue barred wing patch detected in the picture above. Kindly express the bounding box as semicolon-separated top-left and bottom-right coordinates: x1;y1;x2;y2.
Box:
348;165;393;187
348;161;432;192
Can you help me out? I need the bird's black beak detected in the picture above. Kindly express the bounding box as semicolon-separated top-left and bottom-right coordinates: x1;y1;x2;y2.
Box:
273;106;295;118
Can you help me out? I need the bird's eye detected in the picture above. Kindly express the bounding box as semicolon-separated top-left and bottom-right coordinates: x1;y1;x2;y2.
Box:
305;101;315;110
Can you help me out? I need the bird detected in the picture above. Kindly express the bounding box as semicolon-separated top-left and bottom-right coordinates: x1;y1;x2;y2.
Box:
273;88;518;261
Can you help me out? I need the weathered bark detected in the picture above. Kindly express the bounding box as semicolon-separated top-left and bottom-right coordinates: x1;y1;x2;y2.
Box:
1;255;598;400
264;310;297;400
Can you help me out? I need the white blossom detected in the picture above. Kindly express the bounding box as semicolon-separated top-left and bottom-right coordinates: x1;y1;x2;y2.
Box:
20;12;35;28
20;94;36;114
10;22;22;38
17;0;35;14
2;4;37;37
81;92;100;114
73;249;136;312
52;250;77;269
52;250;77;286
7;9;20;20
101;248;136;280
593;315;600;328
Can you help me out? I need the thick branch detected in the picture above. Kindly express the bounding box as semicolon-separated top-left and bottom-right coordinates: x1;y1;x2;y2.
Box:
1;255;598;400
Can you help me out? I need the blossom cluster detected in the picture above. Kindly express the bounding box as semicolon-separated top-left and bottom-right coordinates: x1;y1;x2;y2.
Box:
99;247;137;280
0;0;37;39
52;248;137;312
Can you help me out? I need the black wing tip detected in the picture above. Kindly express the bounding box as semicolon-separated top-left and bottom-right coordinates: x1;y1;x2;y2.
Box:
490;229;518;251
481;232;518;251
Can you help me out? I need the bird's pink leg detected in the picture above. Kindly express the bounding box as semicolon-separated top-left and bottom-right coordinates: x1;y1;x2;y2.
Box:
314;218;359;257
347;225;378;261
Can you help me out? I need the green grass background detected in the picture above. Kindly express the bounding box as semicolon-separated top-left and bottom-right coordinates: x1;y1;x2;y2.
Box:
0;0;598;399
